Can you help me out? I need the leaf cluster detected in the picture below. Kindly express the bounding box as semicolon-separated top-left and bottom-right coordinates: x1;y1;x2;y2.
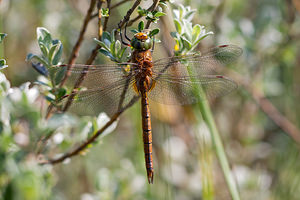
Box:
137;5;166;23
170;4;213;55
26;28;66;105
95;30;129;63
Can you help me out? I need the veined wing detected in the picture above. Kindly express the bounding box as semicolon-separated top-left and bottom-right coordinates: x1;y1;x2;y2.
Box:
52;63;140;116
153;45;242;77
54;63;138;89
148;74;237;105
149;45;241;104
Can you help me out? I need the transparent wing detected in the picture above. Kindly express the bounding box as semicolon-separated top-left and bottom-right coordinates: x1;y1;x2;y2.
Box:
55;63;138;89
153;45;242;76
148;75;237;105
149;45;241;104
52;64;140;116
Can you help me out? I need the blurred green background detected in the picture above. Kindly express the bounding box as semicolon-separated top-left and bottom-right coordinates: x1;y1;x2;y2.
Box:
1;0;300;199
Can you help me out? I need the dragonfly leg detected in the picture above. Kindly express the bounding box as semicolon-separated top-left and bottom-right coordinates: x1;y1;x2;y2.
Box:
124;22;131;42
118;24;130;46
151;35;155;52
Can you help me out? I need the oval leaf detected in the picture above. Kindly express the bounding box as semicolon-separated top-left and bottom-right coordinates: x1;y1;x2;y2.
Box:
138;21;145;32
149;29;160;37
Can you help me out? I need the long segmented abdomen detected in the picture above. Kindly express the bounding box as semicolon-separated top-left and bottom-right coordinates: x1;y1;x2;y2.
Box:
141;90;154;184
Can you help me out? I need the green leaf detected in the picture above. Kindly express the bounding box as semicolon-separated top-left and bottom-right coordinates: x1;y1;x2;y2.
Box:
184;21;193;40
102;31;111;47
52;40;63;65
94;38;110;51
117;47;127;61
99;49;115;61
110;41;116;56
38;42;49;57
48;43;60;64
37;27;51;39
181;36;192;50
0;33;7;43
0;59;8;70
101;8;109;17
137;6;148;16
184;10;196;21
115;40;121;53
192;24;201;42
154;11;166;17
26;53;49;67
193;31;213;46
56;88;67;99
111;29;116;42
130;29;139;34
138;21;145;32
149;29;160;37
174;19;182;34
37;27;52;49
159;1;168;7
170;31;179;39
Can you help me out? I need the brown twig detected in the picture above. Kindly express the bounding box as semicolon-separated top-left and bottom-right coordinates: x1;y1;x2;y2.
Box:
41;96;139;165
145;0;160;29
60;0;97;87
103;0;111;31
229;71;300;144
126;0;160;27
118;0;142;28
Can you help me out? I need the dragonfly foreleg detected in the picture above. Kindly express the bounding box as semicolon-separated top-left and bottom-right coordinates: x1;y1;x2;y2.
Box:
118;23;131;46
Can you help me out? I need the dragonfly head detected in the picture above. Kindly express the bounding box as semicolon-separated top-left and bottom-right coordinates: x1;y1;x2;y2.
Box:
131;32;152;51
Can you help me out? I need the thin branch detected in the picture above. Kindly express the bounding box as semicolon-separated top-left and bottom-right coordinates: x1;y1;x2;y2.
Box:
126;0;160;27
145;0;160;29
41;96;139;165
60;0;97;87
228;70;300;144
103;0;111;31
118;0;142;28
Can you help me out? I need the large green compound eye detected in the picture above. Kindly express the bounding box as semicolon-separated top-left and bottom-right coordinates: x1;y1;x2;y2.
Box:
130;37;152;50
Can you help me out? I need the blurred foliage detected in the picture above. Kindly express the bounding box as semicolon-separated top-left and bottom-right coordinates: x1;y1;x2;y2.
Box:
0;33;7;69
0;0;300;199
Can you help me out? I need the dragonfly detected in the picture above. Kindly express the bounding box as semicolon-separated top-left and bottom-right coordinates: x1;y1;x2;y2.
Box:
53;30;242;184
